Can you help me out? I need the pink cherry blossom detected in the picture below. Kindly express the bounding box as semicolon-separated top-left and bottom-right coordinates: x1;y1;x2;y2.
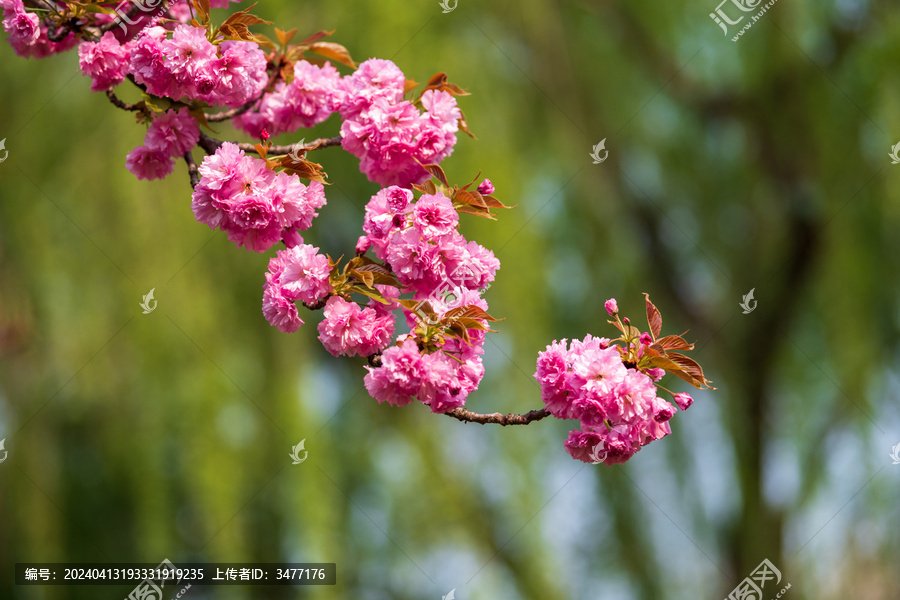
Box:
191;143;327;252
129;25;266;106
145;107;199;157
2;1;39;49
335;58;406;120
2;0;74;58
316;296;395;357
78;32;130;92
262;281;303;334
536;334;687;465
412;193;459;240
129;27;176;98
125;145;175;180
340;89;461;188
361;186;413;260
267;244;331;305
364;338;424;407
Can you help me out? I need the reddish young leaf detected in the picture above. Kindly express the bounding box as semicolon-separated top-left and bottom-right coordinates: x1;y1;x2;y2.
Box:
644;293;662;339
457;108;476;139
191;0;209;24
307;41;357;69
404;78;420;93
279;156;328;183
297;29;335;46
425;72;447;88
454;205;497;220
455;190;488;209
274;27;297;46
666;352;715;389
481;195;513;209
655;335;694;351
220;5;273;29
412;180;438;195
420;163;449;187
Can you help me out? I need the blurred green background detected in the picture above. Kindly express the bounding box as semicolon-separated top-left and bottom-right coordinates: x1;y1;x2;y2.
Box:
2;0;900;598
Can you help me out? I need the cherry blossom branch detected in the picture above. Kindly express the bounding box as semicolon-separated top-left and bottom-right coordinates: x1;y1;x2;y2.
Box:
197;131;342;156
103;66;341;159
251;137;343;155
443;407;551;426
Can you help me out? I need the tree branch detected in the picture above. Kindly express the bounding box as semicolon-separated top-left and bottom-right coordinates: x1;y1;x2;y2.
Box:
106;89;142;112
443;407;551;426
206;64;281;123
183;151;199;189
198;131;342;156
205;98;260;123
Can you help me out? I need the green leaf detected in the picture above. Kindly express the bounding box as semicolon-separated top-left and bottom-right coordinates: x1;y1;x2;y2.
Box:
351;285;390;304
142;94;172;113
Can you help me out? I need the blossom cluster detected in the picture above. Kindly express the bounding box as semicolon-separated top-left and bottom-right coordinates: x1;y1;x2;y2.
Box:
339;60;462;188
1;0;76;58
76;23;268;106
356;186;499;299
1;1;711;464
125;107;201;180
129;25;267;106
236;57;464;188
234;60;343;138
364;336;485;414
191;142;327;252
355;186;496;412
6;1;465;203
262;243;331;333
535;318;694;465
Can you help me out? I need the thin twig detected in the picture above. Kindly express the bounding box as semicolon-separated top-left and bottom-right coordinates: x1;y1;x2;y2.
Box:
205;98;260;123
245;137;343;155
206;66;281;123
106;89;142;112
183;151;199;189
443;407;551;426
198;131;342;156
